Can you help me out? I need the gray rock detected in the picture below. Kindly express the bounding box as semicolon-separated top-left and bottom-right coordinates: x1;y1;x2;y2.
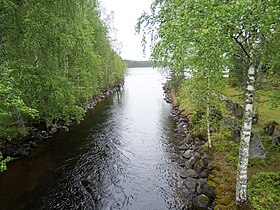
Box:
272;128;280;145
51;127;58;133
264;121;278;135
183;150;193;159
200;169;210;178
202;157;209;167
193;194;210;208
29;141;38;148
233;102;243;119
20;150;30;156
179;145;189;151
233;125;241;141
194;159;206;174
180;169;199;179
183;177;198;192
252;112;259;124
196;182;215;198
185;156;199;168
249;131;266;159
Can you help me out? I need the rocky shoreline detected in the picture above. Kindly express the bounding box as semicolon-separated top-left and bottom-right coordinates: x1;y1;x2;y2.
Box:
163;83;216;209
2;82;124;161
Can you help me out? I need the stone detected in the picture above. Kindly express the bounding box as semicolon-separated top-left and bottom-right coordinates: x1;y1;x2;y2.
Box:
183;177;198;192
180;169;199;179
194;152;201;159
193;194;210;209
200;169;210;178
233;125;241;141
196;178;208;194
185;156;199;168
29;141;38;148
272;128;280;145
222;117;236;126
51;127;58;133
182;150;193;159
196;182;215;198
264;121;278;135
249;131;266;159
202;157;209;167
194;159;206;174
20;150;30;156
233;102;243;119
179;145;189;151
252;112;259;124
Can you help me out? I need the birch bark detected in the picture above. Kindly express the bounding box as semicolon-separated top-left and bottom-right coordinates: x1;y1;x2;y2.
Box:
207;75;211;148
236;66;255;204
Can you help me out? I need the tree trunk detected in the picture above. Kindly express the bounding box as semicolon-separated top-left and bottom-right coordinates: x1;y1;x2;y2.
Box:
207;75;211;148
236;66;255;205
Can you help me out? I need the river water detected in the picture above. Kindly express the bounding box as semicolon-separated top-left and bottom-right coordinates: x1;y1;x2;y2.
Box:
0;68;186;210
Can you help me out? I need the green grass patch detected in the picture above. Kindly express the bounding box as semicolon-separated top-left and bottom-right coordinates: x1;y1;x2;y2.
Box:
248;172;280;210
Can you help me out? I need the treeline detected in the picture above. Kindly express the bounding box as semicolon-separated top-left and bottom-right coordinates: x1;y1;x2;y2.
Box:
0;0;126;158
138;0;279;207
124;60;154;68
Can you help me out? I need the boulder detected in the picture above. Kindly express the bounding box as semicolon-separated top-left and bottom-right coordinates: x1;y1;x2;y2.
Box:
183;177;198;193
232;102;243;119
185;157;197;168
194;159;206;174
249;131;266;159
200;169;211;178
233;125;241;141
180;169;199;179
183;150;193;159
193;194;210;209
264;121;278;135
252;112;259;124
196;182;215;198
272;128;280;145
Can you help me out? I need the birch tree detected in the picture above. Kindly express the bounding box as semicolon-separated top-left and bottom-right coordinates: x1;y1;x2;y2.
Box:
1;0;125;144
138;0;279;206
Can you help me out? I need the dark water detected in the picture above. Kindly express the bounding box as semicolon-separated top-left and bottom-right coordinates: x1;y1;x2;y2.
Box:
0;68;186;210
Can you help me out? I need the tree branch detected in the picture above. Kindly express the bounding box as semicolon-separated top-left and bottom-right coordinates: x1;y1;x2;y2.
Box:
232;35;250;59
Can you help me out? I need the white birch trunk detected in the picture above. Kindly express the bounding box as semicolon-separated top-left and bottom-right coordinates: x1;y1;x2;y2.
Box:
207;75;211;148
236;66;255;204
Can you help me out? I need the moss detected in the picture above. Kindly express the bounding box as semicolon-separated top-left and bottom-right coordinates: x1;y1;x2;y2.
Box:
217;196;234;206
207;180;217;188
214;204;227;210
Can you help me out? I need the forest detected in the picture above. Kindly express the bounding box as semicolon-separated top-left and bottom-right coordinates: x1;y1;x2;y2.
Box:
138;0;279;209
124;59;154;68
0;0;125;170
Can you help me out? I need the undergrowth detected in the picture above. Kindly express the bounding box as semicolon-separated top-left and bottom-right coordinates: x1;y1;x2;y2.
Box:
248;172;280;210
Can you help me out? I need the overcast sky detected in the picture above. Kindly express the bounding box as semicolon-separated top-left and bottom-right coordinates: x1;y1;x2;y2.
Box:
100;0;153;61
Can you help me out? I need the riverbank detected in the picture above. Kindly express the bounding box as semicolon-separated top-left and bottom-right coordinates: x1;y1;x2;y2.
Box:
1;82;123;162
163;83;216;209
168;82;280;210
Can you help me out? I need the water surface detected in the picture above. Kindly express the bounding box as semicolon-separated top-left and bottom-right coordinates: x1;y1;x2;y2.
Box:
0;68;186;210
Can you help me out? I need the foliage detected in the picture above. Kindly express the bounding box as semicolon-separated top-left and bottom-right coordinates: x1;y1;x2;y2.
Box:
248;172;280;210
0;152;10;172
0;0;126;142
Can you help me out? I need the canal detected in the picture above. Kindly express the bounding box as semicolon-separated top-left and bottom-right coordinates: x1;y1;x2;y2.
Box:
0;68;186;210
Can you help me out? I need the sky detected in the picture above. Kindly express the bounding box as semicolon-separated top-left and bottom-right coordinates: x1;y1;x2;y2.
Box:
100;0;153;61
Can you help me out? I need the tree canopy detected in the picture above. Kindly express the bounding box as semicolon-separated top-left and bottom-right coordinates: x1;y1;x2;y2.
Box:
0;0;126;159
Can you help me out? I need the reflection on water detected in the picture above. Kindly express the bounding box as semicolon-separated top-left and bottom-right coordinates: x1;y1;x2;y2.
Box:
0;68;186;210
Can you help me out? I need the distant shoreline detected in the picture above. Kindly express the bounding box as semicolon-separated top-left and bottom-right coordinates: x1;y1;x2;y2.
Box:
124;59;154;68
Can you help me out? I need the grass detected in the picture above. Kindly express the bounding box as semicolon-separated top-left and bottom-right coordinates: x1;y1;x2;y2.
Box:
174;84;280;210
224;87;280;124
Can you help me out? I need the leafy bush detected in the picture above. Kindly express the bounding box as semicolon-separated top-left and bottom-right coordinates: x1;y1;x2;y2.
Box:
0;152;10;172
248;172;280;210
